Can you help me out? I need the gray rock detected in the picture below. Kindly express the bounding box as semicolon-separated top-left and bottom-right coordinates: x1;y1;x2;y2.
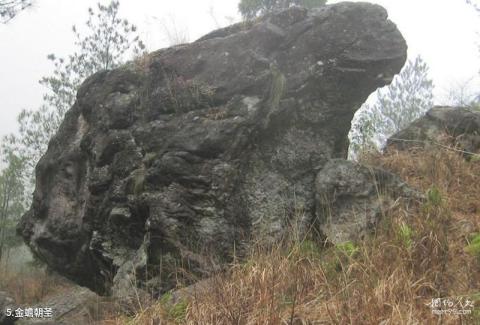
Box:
0;291;16;324
169;278;213;305
15;285;108;325
315;159;420;244
387;106;480;157
18;3;407;296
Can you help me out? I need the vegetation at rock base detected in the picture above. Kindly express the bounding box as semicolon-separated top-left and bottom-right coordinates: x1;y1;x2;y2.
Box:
95;140;480;324
398;222;414;249
465;233;480;260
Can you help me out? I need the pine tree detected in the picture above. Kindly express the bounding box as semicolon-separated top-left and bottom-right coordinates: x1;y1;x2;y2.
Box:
0;151;26;261
2;0;145;188
40;0;145;127
349;56;434;159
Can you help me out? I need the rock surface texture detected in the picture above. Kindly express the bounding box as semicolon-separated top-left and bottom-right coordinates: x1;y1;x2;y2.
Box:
315;159;420;244
387;106;480;156
18;3;407;296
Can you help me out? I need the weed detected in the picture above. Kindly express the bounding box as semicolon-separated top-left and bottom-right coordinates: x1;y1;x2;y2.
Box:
296;239;322;258
427;185;442;206
159;291;173;305
167;299;188;322
100;142;480;324
471;154;480;162
164;75;215;113
464;233;480;259
398;223;414;249
132;52;152;73
178;145;480;324
335;241;359;257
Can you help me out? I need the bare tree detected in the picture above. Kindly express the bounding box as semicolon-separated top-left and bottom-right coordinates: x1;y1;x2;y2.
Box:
208;6;237;29
208;6;221;29
441;77;480;107
154;14;190;46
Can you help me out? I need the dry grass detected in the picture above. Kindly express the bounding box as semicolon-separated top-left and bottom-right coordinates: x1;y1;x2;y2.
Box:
2;141;476;324
95;144;480;324
0;266;70;304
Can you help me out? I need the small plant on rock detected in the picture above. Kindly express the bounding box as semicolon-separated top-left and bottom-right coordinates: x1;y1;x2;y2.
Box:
158;291;188;323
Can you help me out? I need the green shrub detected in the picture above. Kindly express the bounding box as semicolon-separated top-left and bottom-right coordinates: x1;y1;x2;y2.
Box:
464;233;480;258
168;299;188;322
427;186;442;206
158;291;188;323
159;291;173;305
297;239;322;258
398;223;414;249
470;154;480;162
335;241;359;258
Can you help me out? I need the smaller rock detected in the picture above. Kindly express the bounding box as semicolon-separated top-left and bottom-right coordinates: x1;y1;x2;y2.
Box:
0;291;16;325
15;285;110;325
315;159;420;244
387;106;480;157
170;278;213;305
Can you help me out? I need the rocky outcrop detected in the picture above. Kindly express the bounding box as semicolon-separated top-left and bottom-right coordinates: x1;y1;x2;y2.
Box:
18;3;407;296
387;106;480;156
315;159;420;244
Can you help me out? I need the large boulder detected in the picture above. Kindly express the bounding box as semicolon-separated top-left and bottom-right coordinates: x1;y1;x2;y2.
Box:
18;3;407;296
315;159;420;244
387;106;480;156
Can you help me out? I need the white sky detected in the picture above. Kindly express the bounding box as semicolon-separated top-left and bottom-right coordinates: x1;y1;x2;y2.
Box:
0;0;479;139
